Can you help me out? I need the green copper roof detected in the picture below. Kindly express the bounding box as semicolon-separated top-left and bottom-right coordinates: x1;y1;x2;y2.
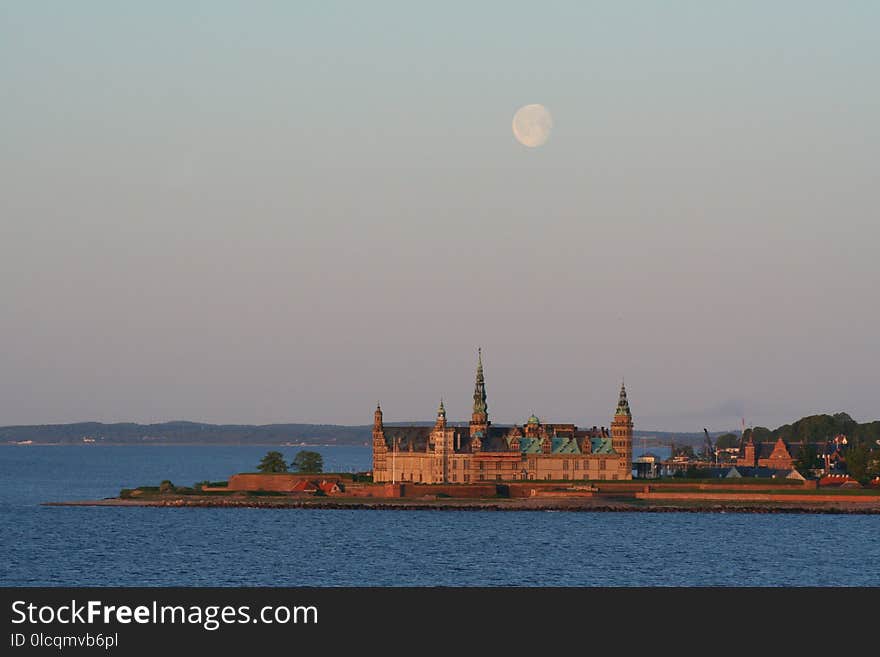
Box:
552;436;581;454
518;436;582;454
591;436;616;455
527;414;539;424
516;435;616;455
519;437;543;454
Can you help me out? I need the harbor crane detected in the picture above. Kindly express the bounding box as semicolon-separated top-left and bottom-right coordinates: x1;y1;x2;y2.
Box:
703;428;716;465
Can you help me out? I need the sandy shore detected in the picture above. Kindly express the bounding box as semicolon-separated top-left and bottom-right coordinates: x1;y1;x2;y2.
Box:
43;496;880;514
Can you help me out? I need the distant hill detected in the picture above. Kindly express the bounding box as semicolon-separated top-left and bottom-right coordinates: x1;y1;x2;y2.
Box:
631;430;727;446
635;414;880;449
0;421;373;445
0;420;712;446
3;413;877;447
745;412;880;446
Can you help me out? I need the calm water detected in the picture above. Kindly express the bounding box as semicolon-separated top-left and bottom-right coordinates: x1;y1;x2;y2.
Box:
1;445;878;586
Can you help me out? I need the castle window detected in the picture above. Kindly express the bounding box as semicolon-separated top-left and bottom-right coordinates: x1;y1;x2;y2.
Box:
563;460;569;470
464;474;470;482
496;462;502;470
496;474;501;481
451;460;456;470
479;474;485;481
479;462;484;471
452;474;457;482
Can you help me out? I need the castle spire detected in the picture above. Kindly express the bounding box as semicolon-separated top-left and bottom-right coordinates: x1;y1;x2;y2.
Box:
374;402;383;430
435;397;447;430
615;380;631;417
473;348;487;417
469;348;489;437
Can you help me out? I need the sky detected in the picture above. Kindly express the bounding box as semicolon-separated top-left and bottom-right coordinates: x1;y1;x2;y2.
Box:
1;2;878;431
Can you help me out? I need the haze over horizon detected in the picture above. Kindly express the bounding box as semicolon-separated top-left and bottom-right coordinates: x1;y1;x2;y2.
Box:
2;3;878;432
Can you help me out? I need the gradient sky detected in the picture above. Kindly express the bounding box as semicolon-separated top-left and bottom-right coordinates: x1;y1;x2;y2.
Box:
2;2;878;431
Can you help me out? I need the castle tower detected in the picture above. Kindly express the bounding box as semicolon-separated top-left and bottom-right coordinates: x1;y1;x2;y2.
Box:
610;381;634;479
469;348;489;438
374;402;384;431
372;402;387;479
433;398;451;483
742;434;756;468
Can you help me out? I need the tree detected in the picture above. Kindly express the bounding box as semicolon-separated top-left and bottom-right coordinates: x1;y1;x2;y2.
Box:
715;433;739;449
674;445;695;459
845;444;872;483
745;426;772;442
257;451;289;473
159;480;175;493
795;442;819;476
291;450;323;474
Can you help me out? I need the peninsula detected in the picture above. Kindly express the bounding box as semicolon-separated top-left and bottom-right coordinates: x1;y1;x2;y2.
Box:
47;472;880;515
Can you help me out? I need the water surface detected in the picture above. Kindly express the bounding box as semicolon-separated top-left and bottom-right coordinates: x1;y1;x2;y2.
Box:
1;445;877;586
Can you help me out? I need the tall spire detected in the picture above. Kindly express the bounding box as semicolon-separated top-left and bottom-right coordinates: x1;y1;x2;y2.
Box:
473;347;487;417
615;380;631;417
374;402;384;430
435;397;447;430
469;347;489;437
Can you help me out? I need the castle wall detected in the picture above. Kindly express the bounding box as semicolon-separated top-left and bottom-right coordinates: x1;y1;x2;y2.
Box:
372;452;631;484
227;473;331;492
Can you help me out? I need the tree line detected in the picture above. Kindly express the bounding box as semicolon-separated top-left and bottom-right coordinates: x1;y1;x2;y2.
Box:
257;450;323;474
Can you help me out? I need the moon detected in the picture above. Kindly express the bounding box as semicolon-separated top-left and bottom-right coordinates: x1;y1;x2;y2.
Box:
512;104;553;147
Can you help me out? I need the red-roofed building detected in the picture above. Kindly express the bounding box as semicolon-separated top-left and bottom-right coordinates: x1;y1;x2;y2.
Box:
291;479;344;495
319;480;343;494
291;479;319;493
818;474;861;488
739;437;796;470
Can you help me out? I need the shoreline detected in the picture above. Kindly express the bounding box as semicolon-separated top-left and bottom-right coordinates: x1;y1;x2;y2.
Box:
43;496;880;515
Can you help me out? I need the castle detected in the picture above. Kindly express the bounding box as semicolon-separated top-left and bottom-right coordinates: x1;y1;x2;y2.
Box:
372;350;633;483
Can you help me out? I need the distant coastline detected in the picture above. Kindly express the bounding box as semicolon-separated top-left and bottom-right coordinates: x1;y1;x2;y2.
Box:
0;420;703;447
0;421;374;446
3;442;349;447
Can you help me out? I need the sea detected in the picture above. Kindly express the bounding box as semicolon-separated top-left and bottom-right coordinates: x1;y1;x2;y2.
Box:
1;445;878;587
